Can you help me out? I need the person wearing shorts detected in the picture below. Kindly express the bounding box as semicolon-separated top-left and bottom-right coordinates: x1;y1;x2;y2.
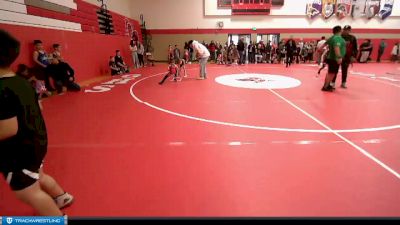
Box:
0;30;73;216
320;26;346;92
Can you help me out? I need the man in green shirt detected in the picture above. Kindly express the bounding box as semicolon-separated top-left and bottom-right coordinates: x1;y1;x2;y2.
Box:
321;25;346;92
377;39;387;62
331;25;358;89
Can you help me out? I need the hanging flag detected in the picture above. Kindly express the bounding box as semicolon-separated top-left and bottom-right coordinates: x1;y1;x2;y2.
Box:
322;0;337;19
365;0;381;19
378;0;394;20
306;0;323;19
351;0;367;18
336;0;352;19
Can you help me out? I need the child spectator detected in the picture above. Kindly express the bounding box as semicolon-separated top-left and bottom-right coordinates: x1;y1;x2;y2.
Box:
159;60;179;85
0;29;74;216
51;44;64;62
137;42;145;67
145;52;155;67
109;56;122;75
391;42;399;62
16;64;51;99
52;43;78;79
32;40;55;92
115;50;129;73
47;58;81;94
209;41;217;63
129;40;139;69
168;45;174;62
174;45;181;63
184;49;190;64
230;45;239;65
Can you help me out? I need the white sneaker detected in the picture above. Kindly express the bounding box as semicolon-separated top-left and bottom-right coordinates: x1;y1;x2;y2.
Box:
54;192;74;209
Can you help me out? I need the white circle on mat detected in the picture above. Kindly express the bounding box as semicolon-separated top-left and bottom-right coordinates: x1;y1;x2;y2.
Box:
215;74;301;89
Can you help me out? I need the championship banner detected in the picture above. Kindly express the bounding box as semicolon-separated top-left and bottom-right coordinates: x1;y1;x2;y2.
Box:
365;0;381;19
351;0;367;18
378;0;394;20
322;0;336;19
336;0;352;19
306;0;322;19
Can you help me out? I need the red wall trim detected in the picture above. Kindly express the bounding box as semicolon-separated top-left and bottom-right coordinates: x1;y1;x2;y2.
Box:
148;28;400;35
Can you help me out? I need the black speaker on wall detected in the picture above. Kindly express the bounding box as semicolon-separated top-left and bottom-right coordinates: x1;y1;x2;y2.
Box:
97;9;114;35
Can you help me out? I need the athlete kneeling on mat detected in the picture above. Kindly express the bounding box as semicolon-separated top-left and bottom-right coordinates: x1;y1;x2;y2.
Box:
159;60;179;85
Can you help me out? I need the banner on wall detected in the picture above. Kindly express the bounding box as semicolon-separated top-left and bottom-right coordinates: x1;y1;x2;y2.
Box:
336;0;352;19
351;0;367;18
322;0;337;19
378;0;394;20
306;0;323;19
365;0;381;19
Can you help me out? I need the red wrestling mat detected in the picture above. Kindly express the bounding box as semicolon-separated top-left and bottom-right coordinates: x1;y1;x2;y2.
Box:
1;63;399;217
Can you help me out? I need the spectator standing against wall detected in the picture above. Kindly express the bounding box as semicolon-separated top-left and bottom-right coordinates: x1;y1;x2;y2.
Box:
32;40;55;92
391;42;400;62
189;40;210;80
377;39;387;63
137;42;145;67
248;41;255;64
237;37;245;65
130;40;139;69
285;37;297;68
208;41;217;63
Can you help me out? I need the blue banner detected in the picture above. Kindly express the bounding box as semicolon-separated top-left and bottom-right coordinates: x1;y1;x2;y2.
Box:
0;217;66;225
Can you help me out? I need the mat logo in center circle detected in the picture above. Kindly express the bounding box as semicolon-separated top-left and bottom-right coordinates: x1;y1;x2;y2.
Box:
215;74;301;89
236;77;266;83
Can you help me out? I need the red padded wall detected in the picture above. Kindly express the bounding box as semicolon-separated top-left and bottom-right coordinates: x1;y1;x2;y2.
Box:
0;23;133;82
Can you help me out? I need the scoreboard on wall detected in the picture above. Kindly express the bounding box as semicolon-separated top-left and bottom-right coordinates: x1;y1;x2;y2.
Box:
218;0;284;15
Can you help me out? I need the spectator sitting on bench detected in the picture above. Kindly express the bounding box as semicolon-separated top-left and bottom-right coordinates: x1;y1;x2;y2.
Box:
115;50;129;73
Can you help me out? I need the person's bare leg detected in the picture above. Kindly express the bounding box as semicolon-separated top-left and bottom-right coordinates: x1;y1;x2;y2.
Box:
14;181;63;216
323;73;335;89
39;169;65;198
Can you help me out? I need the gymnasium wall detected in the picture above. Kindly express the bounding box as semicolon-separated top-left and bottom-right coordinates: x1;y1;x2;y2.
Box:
131;0;400;29
0;0;141;82
130;0;400;61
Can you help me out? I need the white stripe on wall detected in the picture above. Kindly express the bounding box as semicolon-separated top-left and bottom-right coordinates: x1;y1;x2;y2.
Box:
4;0;25;4
0;0;27;13
42;0;77;10
0;9;82;31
